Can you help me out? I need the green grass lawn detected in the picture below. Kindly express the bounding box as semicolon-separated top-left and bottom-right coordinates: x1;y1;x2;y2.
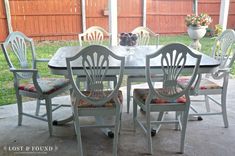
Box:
0;35;233;106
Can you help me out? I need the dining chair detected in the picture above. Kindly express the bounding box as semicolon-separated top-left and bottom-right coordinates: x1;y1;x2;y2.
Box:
1;31;71;136
78;26;117;90
66;45;125;156
127;26;160;113
133;43;201;154
178;29;235;127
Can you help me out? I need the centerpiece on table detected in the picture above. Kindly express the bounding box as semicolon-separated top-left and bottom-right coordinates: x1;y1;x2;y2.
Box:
119;32;138;55
119;32;138;46
185;13;212;50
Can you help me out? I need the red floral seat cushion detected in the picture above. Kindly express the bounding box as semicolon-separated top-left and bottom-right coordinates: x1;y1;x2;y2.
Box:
177;77;222;90
133;88;186;104
71;90;123;108
19;78;70;94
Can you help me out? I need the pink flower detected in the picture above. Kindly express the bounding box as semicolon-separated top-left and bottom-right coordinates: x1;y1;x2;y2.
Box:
185;13;212;27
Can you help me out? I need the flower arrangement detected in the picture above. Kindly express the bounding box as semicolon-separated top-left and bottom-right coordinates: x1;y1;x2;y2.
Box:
119;33;137;46
185;13;212;27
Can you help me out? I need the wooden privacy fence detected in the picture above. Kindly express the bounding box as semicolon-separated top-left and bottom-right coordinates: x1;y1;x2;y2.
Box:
0;0;235;41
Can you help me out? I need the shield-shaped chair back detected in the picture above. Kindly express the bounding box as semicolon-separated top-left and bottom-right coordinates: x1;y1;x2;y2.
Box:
146;43;201;101
66;45;125;106
132;26;158;46
211;29;235;78
1;31;36;79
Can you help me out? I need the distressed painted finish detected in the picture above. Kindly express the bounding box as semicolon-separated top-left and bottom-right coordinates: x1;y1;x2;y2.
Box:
126;26;159;113
78;26;110;46
133;43;201;154
66;45;125;156
1;31;71;136
184;29;235;128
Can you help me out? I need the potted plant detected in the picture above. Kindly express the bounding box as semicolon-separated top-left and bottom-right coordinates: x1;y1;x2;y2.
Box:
185;13;212;50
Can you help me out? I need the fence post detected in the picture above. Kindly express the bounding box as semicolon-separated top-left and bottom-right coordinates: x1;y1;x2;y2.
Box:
4;0;13;33
219;0;230;31
109;0;117;46
142;0;146;27
193;0;198;15
81;0;86;32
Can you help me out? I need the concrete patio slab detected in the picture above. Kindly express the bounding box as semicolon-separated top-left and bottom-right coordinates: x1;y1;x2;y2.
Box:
1;79;235;156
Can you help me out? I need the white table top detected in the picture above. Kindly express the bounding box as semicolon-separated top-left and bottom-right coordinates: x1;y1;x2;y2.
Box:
48;45;220;75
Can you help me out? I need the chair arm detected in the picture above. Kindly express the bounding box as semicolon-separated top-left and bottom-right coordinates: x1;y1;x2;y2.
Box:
217;68;231;73
10;68;38;73
10;68;38;80
212;68;231;79
10;68;43;94
35;58;50;63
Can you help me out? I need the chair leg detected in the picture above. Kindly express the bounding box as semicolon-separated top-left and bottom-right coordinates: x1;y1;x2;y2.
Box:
155;112;164;133
133;100;137;130
113;77;117;89
45;98;53;136
73;106;83;156
127;79;131;113
113;106;121;156
119;104;123;135
35;99;41;116
221;90;229;128
16;93;23;126
146;111;153;154
175;111;183;131
180;109;189;154
204;95;211;112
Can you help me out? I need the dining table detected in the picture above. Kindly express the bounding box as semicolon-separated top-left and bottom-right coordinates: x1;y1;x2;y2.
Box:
48;45;220;127
48;45;220;76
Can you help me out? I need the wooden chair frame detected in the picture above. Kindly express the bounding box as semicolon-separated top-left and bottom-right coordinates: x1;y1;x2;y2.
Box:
133;43;201;154
1;31;71;136
66;45;125;156
127;26;160;113
187;29;235;127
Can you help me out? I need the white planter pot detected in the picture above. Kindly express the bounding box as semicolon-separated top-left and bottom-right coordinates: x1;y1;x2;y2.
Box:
187;26;207;51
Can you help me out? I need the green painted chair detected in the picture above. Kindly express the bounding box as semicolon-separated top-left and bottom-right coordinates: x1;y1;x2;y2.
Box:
78;26;117;90
66;45;125;156
133;43;201;154
1;31;71;136
178;29;235;127
127;26;160;113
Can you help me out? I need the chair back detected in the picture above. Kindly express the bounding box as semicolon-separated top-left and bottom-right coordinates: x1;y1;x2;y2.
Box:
146;43;201;101
66;45;125;106
211;29;235;78
79;26;110;46
1;31;36;80
131;26;159;46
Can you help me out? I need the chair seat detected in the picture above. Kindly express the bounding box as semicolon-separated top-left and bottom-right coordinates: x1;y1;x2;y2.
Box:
178;77;222;90
19;78;70;94
133;88;186;104
71;90;123;108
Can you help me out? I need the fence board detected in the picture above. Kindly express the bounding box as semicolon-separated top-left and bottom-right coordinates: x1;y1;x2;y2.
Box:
0;0;8;41
118;0;142;32
0;0;235;41
86;0;109;31
6;0;82;41
228;0;235;29
147;0;193;34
